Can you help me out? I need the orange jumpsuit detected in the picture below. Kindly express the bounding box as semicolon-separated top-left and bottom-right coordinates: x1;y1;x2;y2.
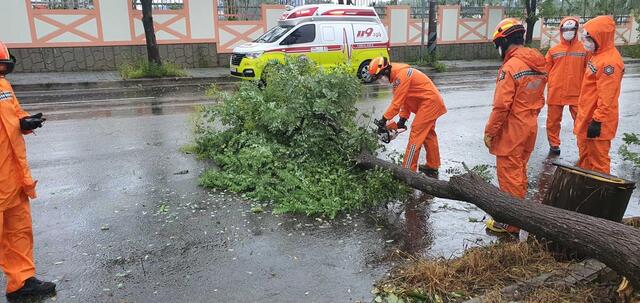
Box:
485;47;547;199
545;17;589;148
0;77;37;293
383;64;447;172
574;16;624;174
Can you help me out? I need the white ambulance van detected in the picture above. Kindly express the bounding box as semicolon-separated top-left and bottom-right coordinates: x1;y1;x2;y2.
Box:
229;4;390;83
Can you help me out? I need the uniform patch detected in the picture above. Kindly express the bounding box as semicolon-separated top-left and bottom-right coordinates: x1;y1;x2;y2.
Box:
498;70;505;81
0;91;12;101
393;79;401;88
604;65;615;75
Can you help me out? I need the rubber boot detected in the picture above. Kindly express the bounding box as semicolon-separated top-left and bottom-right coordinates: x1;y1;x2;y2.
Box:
6;277;56;300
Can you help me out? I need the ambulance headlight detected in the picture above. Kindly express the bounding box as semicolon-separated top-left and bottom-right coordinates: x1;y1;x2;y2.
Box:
245;51;263;59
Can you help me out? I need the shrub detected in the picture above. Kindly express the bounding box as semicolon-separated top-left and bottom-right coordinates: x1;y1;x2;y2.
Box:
118;60;187;79
192;58;408;218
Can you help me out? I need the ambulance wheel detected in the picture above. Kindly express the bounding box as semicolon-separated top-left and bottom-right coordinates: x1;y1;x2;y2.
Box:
358;60;375;84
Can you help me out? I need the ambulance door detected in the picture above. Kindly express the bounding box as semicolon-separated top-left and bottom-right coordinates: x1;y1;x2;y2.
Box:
316;23;347;67
279;23;318;62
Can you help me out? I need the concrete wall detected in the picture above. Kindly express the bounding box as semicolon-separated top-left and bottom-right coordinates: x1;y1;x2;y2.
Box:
11;43;222;73
390;43;499;62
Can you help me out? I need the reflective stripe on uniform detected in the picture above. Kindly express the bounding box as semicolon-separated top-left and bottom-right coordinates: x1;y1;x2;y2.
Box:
0;91;12;101
588;61;597;74
512;70;546;80
404;144;417;169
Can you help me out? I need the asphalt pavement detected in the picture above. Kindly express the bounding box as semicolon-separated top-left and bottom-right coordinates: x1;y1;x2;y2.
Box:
2;67;639;302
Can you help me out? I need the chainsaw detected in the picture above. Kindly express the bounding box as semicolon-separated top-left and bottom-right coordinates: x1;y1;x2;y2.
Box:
375;120;406;144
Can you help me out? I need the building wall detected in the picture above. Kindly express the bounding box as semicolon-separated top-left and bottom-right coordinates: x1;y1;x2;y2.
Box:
3;0;637;72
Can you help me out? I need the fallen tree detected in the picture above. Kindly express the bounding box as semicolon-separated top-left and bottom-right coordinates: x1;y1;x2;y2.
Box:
356;152;640;286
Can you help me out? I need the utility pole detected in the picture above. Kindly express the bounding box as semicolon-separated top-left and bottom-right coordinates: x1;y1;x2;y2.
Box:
427;1;437;57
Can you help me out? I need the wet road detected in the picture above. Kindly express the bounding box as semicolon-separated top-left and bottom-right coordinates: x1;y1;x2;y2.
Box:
3;67;639;302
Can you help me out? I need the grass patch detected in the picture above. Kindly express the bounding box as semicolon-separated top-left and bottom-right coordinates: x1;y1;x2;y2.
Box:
191;58;408;218
118;60;187;79
374;241;571;302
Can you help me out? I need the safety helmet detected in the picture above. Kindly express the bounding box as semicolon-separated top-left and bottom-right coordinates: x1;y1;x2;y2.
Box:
492;18;526;42
0;41;16;74
368;57;389;76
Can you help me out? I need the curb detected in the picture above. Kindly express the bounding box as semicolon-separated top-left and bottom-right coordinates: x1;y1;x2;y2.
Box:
11;75;236;92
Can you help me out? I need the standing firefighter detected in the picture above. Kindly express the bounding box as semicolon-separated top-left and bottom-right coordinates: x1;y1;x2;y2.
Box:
545;17;589;155
483;19;547;233
369;58;447;176
0;41;56;299
574;16;624;174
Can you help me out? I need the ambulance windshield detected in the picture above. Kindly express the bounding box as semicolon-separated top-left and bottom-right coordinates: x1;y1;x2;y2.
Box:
255;25;294;43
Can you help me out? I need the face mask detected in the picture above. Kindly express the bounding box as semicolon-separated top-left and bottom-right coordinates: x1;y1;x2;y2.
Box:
582;36;596;52
562;31;576;41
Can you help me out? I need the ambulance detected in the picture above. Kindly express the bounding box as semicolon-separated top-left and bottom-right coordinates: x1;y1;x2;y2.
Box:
229;4;390;83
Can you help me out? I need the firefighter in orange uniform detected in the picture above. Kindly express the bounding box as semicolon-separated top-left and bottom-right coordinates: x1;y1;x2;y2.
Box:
369;57;447;176
483;19;548;233
545;17;589;155
0;41;56;299
574;16;624;174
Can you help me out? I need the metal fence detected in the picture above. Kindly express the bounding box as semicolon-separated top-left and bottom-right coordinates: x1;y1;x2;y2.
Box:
31;0;94;9
543;15;631;27
217;1;262;20
131;0;184;10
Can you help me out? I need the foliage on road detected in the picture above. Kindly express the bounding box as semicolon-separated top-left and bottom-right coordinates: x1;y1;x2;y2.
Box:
619;133;640;168
192;58;408;218
118;60;186;79
373;240;611;303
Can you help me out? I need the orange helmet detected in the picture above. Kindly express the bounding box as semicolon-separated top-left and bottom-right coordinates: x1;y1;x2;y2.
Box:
368;57;389;76
492;18;526;42
0;41;16;74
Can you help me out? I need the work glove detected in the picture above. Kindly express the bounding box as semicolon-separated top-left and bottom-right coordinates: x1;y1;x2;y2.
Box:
397;118;408;130
483;135;492;149
374;117;388;134
20;113;45;131
587;120;601;138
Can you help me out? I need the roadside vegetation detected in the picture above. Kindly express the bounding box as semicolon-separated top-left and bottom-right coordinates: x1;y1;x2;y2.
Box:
118;60;187;79
619;133;640;168
190;58;408;218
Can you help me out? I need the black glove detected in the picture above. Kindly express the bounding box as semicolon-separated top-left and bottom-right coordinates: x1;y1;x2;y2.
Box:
374;117;387;134
397;117;407;130
20;113;45;131
587;120;601;138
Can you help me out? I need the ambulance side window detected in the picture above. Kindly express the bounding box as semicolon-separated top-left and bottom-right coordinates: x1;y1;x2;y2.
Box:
281;24;316;45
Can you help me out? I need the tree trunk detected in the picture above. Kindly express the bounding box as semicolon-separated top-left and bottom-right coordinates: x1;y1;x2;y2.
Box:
427;1;438;55
356;152;640;286
524;0;537;45
141;0;161;65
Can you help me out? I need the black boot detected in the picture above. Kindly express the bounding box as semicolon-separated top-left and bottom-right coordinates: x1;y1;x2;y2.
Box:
418;165;439;178
6;277;56;300
549;146;561;155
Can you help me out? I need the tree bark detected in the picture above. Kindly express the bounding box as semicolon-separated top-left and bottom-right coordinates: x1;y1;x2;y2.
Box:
141;0;162;65
524;0;538;45
356;152;640;286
